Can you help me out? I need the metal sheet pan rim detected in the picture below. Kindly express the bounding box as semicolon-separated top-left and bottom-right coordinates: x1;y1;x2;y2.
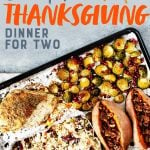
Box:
0;27;149;90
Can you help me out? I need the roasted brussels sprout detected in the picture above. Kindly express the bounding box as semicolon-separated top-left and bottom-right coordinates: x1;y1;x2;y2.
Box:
137;78;149;89
123;71;132;80
69;85;79;94
70;72;78;83
79;90;91;103
112;62;124;75
63;91;72;102
80;77;90;89
83;56;94;68
114;51;125;60
123;56;130;67
57;68;69;81
103;45;114;58
80;69;91;77
82;103;92;111
125;41;137;54
99;81;119;97
113;38;126;50
103;74;116;82
95;65;109;77
114;94;125;103
99;81;112;95
72;102;82;109
138;65;147;78
61;82;69;90
130;50;141;57
117;78;129;91
67;58;79;71
106;60;113;69
91;88;100;96
49;83;59;94
92;76;102;86
93;47;102;62
109;89;120;97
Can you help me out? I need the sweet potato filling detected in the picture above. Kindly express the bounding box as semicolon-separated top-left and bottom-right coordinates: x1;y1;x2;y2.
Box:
99;102;122;150
12;141;23;150
132;90;150;147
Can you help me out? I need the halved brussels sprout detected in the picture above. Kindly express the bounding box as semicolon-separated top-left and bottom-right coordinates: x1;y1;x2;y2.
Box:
116;78;129;91
57;68;69;81
92;76;102;86
80;77;90;89
112;62;124;75
91;88;100;96
125;41;137;54
49;83;59;94
99;81;119;97
72;102;82;109
79;90;90;103
114;94;125;103
113;38;126;50
109;89;120;97
130;50;141;57
114;51;125;60
61;82;70;90
123;56;130;67
83;56;94;68
69;85;79;94
99;81;112;94
103;45;114;58
93;48;102;62
67;58;79;71
95;65;109;77
138;65;147;78
103;74;116;82
70;72;78;83
82;103;92;111
63;91;72;102
123;71;132;80
137;78;149;89
106;60;113;69
80;69;91;77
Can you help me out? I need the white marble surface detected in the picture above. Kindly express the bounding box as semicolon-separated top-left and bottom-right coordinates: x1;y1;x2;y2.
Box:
0;0;150;82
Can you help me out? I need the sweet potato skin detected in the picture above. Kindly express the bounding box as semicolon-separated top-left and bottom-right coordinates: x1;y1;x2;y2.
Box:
126;88;150;149
92;101;132;150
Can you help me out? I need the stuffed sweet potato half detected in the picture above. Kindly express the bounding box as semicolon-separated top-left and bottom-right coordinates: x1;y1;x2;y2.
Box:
92;101;132;150
126;88;150;149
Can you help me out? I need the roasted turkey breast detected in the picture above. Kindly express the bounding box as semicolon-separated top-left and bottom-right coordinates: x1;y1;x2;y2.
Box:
0;89;57;132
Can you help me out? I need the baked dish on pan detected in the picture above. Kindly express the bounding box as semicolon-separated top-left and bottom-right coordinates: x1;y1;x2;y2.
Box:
12;116;101;150
0;29;149;150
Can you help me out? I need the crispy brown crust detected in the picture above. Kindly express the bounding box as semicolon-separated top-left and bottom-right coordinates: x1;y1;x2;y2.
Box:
92;101;132;150
0;90;57;132
126;88;150;149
